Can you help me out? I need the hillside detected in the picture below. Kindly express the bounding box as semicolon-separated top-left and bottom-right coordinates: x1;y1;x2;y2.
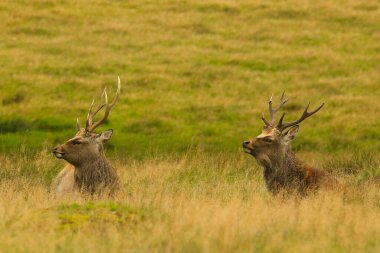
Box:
0;0;379;156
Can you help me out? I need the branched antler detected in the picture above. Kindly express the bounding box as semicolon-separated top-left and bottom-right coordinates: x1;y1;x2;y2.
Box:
261;91;287;127
261;92;324;131
276;102;324;131
77;77;121;133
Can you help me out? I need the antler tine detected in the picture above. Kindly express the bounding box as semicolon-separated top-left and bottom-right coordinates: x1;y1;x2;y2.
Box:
85;99;95;129
85;89;107;129
277;112;286;127
99;87;106;105
76;118;82;131
277;102;325;131
86;76;121;132
109;76;120;108
261;113;271;127
262;91;288;127
268;94;274;124
102;87;108;105
92;88;107;117
271;91;287;124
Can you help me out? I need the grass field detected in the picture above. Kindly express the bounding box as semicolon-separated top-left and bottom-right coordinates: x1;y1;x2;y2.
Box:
1;151;380;252
0;0;380;252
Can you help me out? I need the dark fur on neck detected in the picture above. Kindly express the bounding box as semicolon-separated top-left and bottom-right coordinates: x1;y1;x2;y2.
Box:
263;148;328;195
74;152;120;195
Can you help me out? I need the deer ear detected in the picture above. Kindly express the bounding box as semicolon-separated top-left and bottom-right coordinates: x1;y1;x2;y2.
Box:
282;125;299;143
98;129;113;143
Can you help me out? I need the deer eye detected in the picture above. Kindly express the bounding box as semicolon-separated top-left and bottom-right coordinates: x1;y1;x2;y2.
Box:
73;140;82;145
263;138;273;143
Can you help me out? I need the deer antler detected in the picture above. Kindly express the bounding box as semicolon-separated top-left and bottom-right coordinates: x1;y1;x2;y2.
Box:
76;118;82;131
261;91;288;127
261;92;324;131
276;102;324;132
83;76;121;133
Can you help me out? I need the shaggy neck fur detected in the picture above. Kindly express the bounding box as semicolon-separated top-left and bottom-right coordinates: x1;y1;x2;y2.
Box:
262;145;324;195
73;150;120;195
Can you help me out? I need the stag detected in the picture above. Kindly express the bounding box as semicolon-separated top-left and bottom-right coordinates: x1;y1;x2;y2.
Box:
243;93;339;195
52;77;121;197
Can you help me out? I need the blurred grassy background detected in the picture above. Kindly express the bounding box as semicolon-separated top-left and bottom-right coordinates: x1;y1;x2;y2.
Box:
0;0;379;157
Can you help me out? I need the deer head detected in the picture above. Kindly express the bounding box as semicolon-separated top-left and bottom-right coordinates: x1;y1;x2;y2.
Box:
52;77;121;166
242;92;324;168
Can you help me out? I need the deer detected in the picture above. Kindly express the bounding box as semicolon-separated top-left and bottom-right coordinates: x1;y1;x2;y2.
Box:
52;77;121;197
242;92;340;195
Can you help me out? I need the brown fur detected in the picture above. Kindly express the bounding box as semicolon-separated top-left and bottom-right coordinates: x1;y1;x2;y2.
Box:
244;126;340;195
53;129;120;197
52;78;121;197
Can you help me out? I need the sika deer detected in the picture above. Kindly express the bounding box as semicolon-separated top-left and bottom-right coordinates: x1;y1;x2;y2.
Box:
242;93;339;195
52;77;121;197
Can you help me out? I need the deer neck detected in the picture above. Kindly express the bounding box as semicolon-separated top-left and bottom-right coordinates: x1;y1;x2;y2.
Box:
264;145;300;177
73;152;112;180
262;145;309;194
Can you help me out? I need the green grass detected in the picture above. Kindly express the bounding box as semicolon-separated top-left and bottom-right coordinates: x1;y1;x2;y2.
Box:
0;0;379;156
54;202;149;230
1;1;380;252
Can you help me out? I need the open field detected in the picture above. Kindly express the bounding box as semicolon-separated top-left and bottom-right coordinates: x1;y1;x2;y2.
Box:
1;151;380;253
0;0;380;252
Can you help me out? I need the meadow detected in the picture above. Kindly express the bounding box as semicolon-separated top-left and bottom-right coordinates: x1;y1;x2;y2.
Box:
0;0;380;252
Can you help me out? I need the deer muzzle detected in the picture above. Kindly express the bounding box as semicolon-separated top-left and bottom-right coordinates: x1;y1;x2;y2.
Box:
242;140;254;154
52;146;65;159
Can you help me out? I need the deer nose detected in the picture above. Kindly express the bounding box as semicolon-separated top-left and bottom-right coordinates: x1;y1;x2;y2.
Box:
52;146;59;153
242;141;250;147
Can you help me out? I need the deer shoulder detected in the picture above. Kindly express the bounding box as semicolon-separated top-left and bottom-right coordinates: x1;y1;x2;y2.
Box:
52;164;75;197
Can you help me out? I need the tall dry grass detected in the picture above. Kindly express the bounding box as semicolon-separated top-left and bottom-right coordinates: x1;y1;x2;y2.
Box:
0;1;379;251
0;150;379;252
